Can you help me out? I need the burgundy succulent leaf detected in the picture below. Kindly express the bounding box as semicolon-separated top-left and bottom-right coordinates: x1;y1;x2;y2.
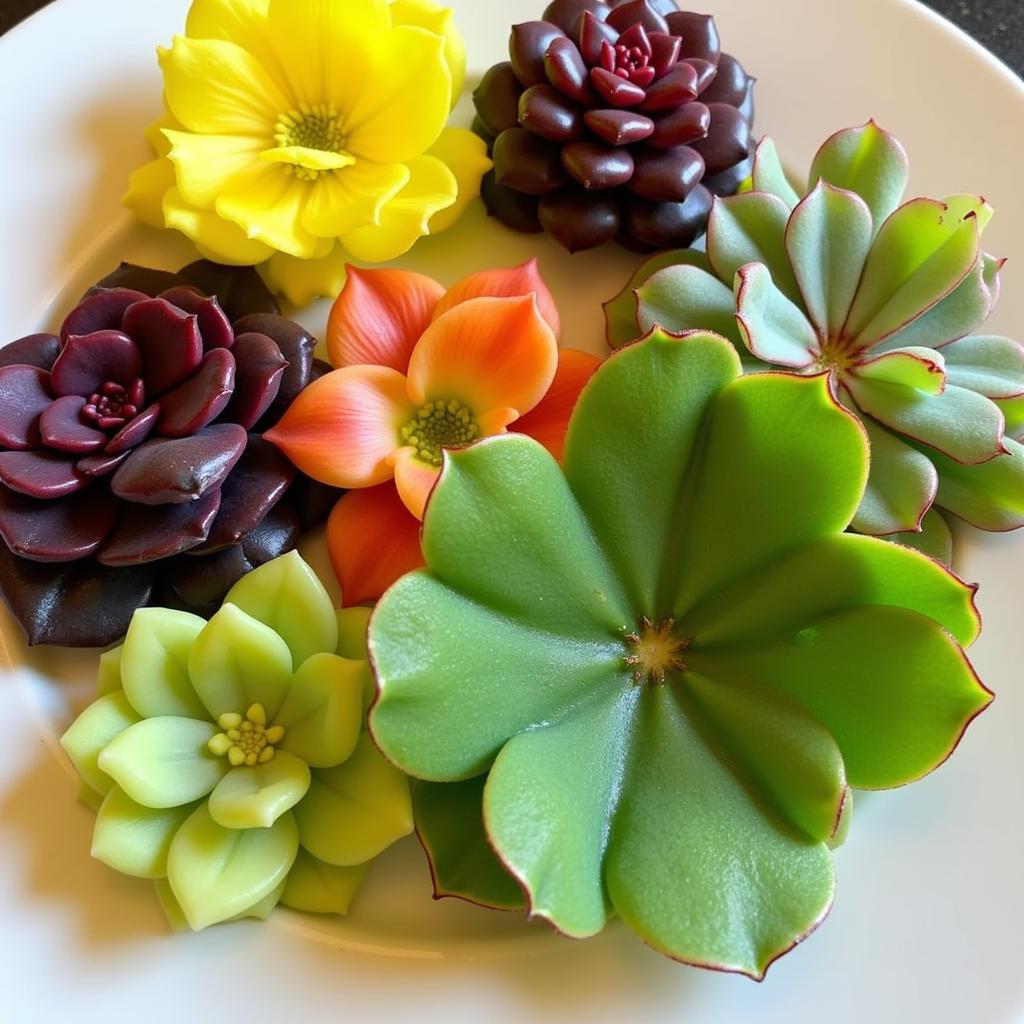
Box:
474;0;755;251
0;261;334;647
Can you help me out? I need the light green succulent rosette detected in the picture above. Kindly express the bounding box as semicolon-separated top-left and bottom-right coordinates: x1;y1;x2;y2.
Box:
604;122;1024;561
61;552;413;931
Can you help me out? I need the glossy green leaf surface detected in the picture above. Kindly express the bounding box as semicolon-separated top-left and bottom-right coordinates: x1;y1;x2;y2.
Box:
370;332;990;976
61;690;141;796
207;751;311;830
120;609;207;720
853;348;947;395
281;848;368;915
92;787;195;879
96;645;124;698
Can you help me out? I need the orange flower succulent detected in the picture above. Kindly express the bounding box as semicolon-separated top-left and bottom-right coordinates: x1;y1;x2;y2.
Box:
265;261;599;604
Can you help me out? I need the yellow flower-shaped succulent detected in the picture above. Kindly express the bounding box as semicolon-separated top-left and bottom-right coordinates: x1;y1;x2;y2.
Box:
125;0;491;303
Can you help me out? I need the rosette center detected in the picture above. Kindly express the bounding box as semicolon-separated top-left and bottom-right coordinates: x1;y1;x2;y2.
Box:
208;703;286;767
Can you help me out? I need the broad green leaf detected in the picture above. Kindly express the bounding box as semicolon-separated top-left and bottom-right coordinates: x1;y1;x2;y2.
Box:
98;717;226;809
564;331;741;617
635;265;743;347
188;604;294;722
225;549;338;668
371;573;621;780
424;437;630;637
750;137;801;208
852;348;946;394
412;777;525;910
276;653;365;768
673;373;868;617
877;252;1001;353
61;690;141;796
707;192;801;303
849;415;939;536
843;198;981;348
92;787;194;879
154;877;285;932
167;803;298;931
96;645;123;697
207;751;311;830
930;437;1024;530
602;249;710;348
686;671;846;843
121;608;207;720
828;791;853;850
785;181;873;338
604;687;834;980
692;605;992;789
846;376;1005;465
281;848;369;915
940;335;1024;398
807;121;909;232
734;262;818;367
942;193;994;234
684;532;979;649
485;686;635;936
294;734;413;865
888;508;954;566
996;395;1024;437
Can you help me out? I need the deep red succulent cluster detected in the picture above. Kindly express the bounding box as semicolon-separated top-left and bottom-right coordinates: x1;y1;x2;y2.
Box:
474;0;755;252
0;261;334;647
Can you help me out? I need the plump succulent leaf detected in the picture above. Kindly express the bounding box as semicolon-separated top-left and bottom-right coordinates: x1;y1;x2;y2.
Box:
60;690;141;795
92;787;195;879
636;264;742;347
206;751;312;830
852;348;946;394
749;137;800;209
940;335;1024;399
734;263;817;367
885;508;955;566
95;644;124;697
280;848;369;915
928;437;1024;530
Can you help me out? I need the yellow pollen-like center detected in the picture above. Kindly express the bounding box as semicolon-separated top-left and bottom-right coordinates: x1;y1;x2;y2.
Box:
273;102;348;181
401;399;481;467
208;703;286;767
624;617;689;686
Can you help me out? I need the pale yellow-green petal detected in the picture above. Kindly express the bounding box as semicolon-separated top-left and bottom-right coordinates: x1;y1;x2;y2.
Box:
124;156;176;229
164;187;276;265
345;25;450;164
164;128;264;209
336;607;371;660
341;154;456;262
281;847;369;915
260;146;355;173
389;0;466;104
426;127;491;234
299;160;410;240
96;644;124;698
260;244;348;305
155;876;285;932
92;787;195;879
160;35;286;136
61;691;141;796
207;751;311;830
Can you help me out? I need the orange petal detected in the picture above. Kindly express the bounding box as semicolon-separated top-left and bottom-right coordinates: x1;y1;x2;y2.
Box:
407;296;559;419
326;265;445;372
326;486;425;607
391;446;443;520
263;365;413;487
513;349;602;462
432;258;561;337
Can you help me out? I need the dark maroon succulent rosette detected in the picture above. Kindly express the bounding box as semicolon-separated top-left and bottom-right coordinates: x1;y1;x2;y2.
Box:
473;0;755;252
0;261;336;647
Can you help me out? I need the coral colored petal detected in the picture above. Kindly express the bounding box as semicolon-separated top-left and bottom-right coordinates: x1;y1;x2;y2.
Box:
433;259;561;337
326;266;445;372
263;366;414;487
514;349;602;462
326;486;425;606
407;296;558;417
391;447;442;520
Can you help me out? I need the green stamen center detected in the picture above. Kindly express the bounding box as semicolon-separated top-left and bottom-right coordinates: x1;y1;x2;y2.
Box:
624;617;689;686
273;103;348;181
208;703;286;767
401;399;480;467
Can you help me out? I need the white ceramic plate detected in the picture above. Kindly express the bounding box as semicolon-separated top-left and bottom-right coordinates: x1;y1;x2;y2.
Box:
2;0;1023;1020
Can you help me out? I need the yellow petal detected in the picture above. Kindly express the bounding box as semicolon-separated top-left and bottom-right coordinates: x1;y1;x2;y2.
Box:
144;114;181;158
185;0;281;82
216;164;322;258
389;0;467;105
164;187;275;265
260;146;355;172
159;35;286;136
341;155;457;263
267;0;390;108
124;156;176;229
299;161;410;240
425;127;491;234
261;244;349;306
164;128;264;209
345;26;451;164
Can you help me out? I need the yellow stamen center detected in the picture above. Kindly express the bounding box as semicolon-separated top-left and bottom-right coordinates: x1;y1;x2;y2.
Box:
401;399;480;467
208;703;286;767
624;617;689;686
273;103;349;181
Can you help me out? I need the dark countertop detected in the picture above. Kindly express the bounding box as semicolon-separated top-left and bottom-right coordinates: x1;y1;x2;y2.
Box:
1;0;1023;76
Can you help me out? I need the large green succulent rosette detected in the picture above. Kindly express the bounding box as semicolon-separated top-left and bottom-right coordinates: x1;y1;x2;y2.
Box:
604;123;1024;557
61;552;412;931
369;330;991;979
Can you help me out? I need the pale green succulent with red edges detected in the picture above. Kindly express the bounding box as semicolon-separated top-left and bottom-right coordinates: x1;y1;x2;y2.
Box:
604;123;1024;561
369;329;991;978
61;551;412;931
